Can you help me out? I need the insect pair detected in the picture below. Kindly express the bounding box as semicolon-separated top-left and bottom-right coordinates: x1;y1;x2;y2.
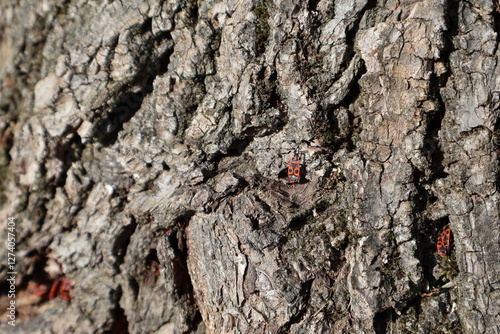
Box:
436;225;452;257
29;278;74;302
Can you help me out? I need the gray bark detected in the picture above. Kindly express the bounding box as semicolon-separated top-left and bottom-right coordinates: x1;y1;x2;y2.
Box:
0;0;499;333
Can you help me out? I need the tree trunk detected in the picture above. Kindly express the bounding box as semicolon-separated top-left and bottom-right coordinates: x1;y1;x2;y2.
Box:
0;0;499;333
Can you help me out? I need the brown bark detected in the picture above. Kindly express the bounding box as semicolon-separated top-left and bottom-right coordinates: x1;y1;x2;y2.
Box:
0;0;498;333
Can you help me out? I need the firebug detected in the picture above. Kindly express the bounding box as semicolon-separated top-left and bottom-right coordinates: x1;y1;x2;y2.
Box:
57;280;74;302
29;278;74;302
29;283;49;297
436;225;452;256
287;153;301;183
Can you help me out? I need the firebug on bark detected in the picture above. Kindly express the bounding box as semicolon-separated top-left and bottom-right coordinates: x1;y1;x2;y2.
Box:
29;278;74;302
436;225;452;256
287;153;301;183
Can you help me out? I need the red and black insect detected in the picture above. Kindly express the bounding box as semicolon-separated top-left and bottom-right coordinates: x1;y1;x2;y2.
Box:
28;283;49;297
436;225;453;256
28;278;74;302
51;279;74;302
287;152;302;183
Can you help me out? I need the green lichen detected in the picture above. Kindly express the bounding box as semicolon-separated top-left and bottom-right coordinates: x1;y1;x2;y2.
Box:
0;165;9;205
288;209;316;231
254;0;270;57
280;200;350;275
57;2;69;17
437;253;458;280
209;27;222;59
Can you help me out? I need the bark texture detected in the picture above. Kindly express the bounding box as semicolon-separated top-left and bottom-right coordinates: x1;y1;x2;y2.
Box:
0;0;499;333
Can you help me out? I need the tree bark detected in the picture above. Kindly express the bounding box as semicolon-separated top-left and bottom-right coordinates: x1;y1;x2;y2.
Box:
0;0;499;333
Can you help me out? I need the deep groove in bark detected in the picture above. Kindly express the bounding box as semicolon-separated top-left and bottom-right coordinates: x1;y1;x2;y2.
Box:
277;279;314;334
96;29;174;146
112;220;137;270
167;213;196;305
373;308;397;334
425;73;448;182
108;285;130;334
494;116;500;193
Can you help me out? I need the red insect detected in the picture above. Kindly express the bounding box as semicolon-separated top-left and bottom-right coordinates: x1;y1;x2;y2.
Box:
58;280;74;301
28;283;49;297
436;225;452;256
29;278;74;302
287;153;301;183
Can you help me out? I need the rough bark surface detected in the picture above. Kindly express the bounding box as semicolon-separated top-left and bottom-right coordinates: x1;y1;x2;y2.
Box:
0;0;499;333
